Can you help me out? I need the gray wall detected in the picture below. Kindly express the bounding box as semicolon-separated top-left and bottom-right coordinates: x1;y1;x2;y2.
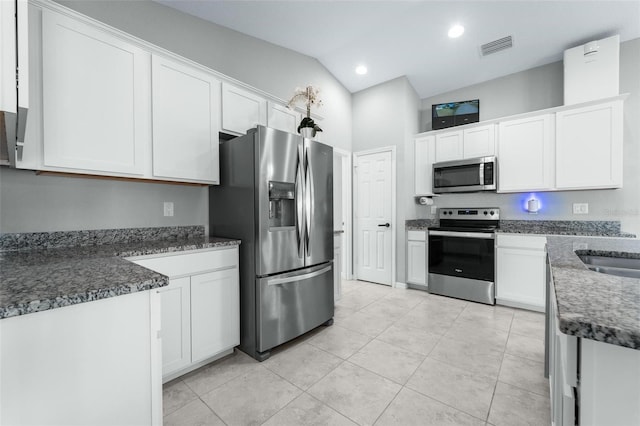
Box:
352;76;420;284
0;169;208;232
0;0;352;233
417;38;640;237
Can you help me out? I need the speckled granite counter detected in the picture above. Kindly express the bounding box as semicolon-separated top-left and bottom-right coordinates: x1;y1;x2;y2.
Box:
405;219;438;230
0;227;240;320
406;218;635;237
499;220;635;238
547;236;640;350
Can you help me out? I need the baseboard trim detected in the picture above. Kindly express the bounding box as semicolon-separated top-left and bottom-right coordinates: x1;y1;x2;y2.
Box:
394;281;408;289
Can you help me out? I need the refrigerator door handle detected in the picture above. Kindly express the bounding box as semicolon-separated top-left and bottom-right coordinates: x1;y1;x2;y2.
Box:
295;145;305;259
267;265;332;286
304;145;312;255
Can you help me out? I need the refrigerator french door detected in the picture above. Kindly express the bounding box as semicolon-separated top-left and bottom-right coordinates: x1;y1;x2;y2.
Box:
210;126;334;361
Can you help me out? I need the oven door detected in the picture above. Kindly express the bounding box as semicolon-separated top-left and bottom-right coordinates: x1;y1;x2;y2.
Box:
428;230;495;281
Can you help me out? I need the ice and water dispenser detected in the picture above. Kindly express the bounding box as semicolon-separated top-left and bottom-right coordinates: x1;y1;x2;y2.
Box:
268;181;295;228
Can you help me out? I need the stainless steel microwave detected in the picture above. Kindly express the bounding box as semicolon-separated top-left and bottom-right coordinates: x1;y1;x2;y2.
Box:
432;156;497;193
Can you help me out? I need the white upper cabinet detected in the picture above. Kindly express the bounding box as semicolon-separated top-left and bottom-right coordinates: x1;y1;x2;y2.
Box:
434;130;463;162
151;55;221;183
497;114;555;192
433;124;495;163
41;9;149;175
221;83;267;135
463;124;495;158
555;99;623;190
267;102;300;134
414;134;435;195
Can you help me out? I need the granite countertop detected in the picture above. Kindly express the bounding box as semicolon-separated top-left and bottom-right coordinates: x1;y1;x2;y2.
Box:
498;220;635;238
0;227;240;320
547;236;640;350
405;219;635;238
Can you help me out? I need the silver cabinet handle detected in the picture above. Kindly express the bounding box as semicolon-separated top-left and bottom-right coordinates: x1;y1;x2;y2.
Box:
267;265;332;286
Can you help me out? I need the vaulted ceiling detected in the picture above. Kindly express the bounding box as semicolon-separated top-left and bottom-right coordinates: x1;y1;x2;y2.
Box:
155;1;640;98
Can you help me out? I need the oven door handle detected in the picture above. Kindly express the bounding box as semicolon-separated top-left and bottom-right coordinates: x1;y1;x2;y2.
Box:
429;230;495;239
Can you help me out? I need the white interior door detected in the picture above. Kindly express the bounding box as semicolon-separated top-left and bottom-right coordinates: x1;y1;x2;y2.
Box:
355;149;393;285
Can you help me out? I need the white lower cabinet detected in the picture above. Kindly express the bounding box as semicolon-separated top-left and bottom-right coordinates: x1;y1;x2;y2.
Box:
0;291;162;426
158;276;191;375
190;268;240;363
496;234;546;311
129;246;240;382
406;231;427;286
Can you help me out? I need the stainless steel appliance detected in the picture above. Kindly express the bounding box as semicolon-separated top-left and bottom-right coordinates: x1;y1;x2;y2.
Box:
428;208;499;304
432;156;496;193
210;126;334;361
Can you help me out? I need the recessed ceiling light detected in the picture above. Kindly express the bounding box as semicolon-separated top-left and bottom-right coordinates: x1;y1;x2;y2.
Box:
355;65;368;75
448;24;465;38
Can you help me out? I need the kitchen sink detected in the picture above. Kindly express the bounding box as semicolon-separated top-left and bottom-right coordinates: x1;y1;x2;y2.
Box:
578;254;640;279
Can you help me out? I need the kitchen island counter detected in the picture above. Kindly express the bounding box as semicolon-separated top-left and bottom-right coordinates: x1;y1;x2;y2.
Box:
547;235;640;350
0;227;240;319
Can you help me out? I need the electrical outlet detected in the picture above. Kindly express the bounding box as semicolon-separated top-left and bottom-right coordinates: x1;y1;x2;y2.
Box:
573;203;589;214
431;206;438;214
163;202;174;217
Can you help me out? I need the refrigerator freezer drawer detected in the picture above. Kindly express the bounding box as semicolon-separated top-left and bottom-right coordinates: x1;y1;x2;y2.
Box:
257;262;334;352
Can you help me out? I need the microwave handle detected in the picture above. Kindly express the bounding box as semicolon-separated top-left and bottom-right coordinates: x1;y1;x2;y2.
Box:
479;163;485;185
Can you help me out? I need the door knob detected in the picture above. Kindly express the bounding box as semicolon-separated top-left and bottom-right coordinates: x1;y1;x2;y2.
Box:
378;223;390;228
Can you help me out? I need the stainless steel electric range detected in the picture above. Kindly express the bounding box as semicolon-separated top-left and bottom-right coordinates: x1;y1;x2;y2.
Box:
428;208;500;305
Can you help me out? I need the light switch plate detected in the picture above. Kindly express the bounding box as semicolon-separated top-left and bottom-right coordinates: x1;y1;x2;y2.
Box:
573;203;589;214
163;202;174;217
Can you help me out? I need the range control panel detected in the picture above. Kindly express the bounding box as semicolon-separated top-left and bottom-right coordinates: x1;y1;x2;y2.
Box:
438;208;500;221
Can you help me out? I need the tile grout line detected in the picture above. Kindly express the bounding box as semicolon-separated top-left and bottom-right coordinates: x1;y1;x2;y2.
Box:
485;311;514;423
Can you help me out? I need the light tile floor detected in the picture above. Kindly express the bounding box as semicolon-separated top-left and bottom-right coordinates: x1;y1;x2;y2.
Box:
163;280;551;426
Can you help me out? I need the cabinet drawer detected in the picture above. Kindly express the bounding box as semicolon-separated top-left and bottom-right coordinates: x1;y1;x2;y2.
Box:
497;234;546;250
130;247;238;278
407;231;427;241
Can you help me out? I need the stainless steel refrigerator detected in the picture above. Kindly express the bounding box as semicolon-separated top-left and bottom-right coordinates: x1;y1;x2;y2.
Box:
210;125;334;361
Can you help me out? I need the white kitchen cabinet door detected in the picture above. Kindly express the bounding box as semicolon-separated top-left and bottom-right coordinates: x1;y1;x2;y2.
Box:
414;134;435;195
407;235;427;286
190;268;240;364
496;234;546;311
268;102;300;134
434;130;463;162
41;9;149;175
0;291;161;426
152;55;221;183
497;114;555;192
221;83;267;135
334;234;342;302
555;99;623;190
463;124;495;158
158;277;191;378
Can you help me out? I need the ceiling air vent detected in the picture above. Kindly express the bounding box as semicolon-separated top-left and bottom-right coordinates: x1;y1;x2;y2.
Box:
480;36;513;56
